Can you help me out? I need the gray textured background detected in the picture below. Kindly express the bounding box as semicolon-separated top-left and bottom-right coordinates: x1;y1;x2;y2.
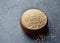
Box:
0;0;60;43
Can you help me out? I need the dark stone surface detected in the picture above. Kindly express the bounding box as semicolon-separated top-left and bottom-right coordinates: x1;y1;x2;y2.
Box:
0;0;60;43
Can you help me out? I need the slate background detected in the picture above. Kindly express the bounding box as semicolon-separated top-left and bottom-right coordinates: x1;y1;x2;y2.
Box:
0;0;60;43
